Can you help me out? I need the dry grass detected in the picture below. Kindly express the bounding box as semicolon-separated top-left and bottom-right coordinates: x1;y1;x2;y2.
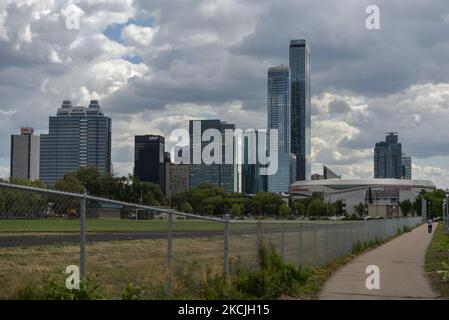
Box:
0;236;227;299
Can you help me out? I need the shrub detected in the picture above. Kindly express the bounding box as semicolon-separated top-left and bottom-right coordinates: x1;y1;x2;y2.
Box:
121;283;144;300
17;276;103;300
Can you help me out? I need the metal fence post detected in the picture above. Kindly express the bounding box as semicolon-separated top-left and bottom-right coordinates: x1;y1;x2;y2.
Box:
281;222;285;261
256;220;262;266
298;223;303;266
166;209;174;295
324;223;328;264
223;214;230;274
79;194;86;282
313;223;317;265
256;220;262;250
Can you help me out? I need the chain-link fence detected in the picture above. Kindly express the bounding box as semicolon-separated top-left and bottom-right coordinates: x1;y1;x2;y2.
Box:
0;182;422;299
229;217;422;270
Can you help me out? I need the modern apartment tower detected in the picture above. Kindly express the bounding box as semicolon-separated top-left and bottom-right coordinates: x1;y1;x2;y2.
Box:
267;66;292;193
374;132;403;179
401;154;412;180
10;127;40;180
188;119;236;192
40;100;112;186
134;135;166;193
289;39;311;181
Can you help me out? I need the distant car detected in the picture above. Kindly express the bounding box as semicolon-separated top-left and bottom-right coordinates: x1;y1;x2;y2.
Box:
433;217;442;222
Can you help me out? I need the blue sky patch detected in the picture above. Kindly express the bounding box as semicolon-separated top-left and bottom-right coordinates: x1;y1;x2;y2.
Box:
104;16;156;43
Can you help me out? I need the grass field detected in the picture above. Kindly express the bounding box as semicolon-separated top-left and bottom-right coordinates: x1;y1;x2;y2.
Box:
0;218;227;233
0;218;354;233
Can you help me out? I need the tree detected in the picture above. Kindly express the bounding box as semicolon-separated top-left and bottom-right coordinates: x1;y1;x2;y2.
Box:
400;199;413;217
354;203;365;216
422;189;446;218
181;202;193;213
327;203;337;216
307;198;327;216
1;179;47;218
292;200;305;217
250;192;284;216
55;173;85;193
278;203;291;218
230;203;242;217
334;200;345;216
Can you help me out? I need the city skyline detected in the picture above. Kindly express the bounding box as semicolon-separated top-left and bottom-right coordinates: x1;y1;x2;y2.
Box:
1;1;449;188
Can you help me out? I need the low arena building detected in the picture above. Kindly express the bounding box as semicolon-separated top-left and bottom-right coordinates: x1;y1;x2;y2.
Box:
289;179;435;217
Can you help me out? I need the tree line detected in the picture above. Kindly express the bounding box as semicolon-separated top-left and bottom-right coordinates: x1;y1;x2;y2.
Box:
2;168;447;219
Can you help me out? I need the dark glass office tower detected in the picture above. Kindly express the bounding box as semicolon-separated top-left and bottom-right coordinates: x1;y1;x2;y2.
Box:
189;119;235;192
134;135;166;193
289;39;311;181
40;100;111;187
242;130;264;194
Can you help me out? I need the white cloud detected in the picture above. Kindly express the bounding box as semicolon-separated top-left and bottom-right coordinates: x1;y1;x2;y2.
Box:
121;24;159;47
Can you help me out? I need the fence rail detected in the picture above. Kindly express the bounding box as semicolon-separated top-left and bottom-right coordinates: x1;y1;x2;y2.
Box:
0;182;423;299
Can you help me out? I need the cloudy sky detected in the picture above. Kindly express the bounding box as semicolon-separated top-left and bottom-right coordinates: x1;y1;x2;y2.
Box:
1;0;449;188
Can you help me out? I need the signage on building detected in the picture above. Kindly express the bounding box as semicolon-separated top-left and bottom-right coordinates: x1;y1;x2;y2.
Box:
20;127;34;135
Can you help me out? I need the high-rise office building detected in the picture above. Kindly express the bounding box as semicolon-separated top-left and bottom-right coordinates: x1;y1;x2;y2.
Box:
267;66;292;193
134;135;166;193
374;132;403;179
386;132;402;179
289;39;311;182
40;100;111;186
401;154;412;180
189;119;235;192
242;130;264;194
169;163;189;196
374;141;391;178
164;152;171;196
10;127;40;180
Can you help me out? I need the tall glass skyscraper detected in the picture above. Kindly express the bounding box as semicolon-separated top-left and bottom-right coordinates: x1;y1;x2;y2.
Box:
289;39;311;181
267;66;291;193
40;100;112;187
374;132;403;179
188;119;236;192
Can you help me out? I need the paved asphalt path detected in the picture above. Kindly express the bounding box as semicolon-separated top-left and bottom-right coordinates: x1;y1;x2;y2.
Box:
319;223;440;300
